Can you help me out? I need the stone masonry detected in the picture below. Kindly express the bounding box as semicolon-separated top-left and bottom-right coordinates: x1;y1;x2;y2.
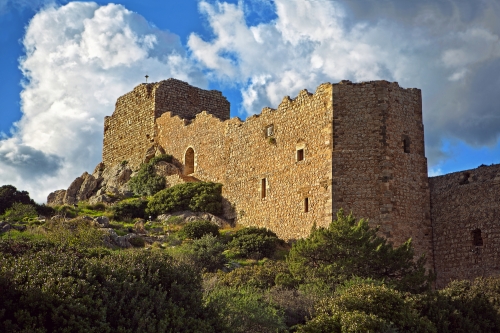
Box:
101;78;432;263
56;77;500;285
430;164;500;287
102;78;229;170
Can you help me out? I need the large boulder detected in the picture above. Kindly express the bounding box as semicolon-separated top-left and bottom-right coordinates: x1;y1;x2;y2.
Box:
94;216;110;228
157;211;229;227
77;173;98;201
47;189;66;206
154;161;179;177
144;144;166;164
63;174;86;205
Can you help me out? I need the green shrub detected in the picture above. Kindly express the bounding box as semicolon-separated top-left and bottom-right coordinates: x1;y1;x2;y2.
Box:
54;205;78;218
129;236;145;248
0;185;35;215
149;154;173;164
128;154;173;196
287;209;433;293
204;285;287;333
186;234;227;272
413;278;500;333
181;220;219;239
0;248;223;332
214;260;289;290
298;279;436;333
1;202;38;222
229;227;279;259
147;182;223;216
111;198;148;220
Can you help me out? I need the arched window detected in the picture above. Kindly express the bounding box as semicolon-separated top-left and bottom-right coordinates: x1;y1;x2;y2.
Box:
184;147;195;175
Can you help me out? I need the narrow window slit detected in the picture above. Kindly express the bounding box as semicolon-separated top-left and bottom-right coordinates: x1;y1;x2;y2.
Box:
297;149;304;161
304;197;309;212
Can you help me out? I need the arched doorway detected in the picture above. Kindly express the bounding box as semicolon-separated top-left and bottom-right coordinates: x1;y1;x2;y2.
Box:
184;147;195;175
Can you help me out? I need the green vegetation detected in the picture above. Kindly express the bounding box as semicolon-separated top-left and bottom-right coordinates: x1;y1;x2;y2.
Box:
228;227;280;259
128;154;173;196
111;198;148;220
180;220;220;239
2;183;500;332
147;182;223;216
287;209;433;293
0;185;55;219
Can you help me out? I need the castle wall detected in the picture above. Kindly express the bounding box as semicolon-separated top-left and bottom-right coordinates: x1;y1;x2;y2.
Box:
430;164;500;287
102;79;230;169
103;84;156;170
156;84;334;240
153;79;230;121
332;81;432;262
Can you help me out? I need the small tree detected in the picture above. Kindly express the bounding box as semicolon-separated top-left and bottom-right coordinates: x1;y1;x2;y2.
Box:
287;209;433;293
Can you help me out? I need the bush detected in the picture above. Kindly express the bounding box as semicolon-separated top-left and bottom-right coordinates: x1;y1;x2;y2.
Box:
111;198;148;220
413;278;500;333
128;154;173;196
214;260;289;290
1;202;38;222
287;209;433;293
129;236;145;248
0;185;34;215
186;234;227;272
0;248;223;332
297;279;436;333
229;227;279;259
204;285;287;333
147;182;223;216
181;220;219;239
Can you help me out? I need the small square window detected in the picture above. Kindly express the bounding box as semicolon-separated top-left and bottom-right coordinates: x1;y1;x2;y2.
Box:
297;149;304;161
266;125;274;137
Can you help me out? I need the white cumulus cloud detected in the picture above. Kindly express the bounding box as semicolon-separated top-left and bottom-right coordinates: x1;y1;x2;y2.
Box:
0;1;205;202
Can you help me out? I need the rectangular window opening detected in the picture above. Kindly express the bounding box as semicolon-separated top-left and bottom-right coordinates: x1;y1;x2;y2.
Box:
297;149;304;161
304;197;309;213
266;125;274;137
261;178;267;198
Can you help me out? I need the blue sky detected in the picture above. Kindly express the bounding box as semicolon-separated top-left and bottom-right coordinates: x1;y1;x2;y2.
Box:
1;0;499;202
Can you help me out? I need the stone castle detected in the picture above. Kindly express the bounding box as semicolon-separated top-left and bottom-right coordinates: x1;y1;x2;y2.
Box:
51;78;500;287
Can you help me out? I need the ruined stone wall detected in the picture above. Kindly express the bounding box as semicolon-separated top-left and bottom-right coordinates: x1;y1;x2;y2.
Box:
332;81;432;262
154;79;230;121
156;84;334;240
430;164;500;287
103;84;156;170
103;79;230;169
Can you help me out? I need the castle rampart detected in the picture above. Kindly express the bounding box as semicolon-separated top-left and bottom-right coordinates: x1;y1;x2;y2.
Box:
102;78;229;169
430;164;500;287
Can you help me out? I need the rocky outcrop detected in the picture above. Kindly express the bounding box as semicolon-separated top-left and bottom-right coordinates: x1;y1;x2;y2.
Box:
144;144;166;164
64;174;86;205
47;146;183;206
47;189;66;206
77;173;98;201
157;211;230;227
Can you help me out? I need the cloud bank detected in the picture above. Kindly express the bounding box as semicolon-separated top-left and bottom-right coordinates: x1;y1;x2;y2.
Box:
0;2;204;202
